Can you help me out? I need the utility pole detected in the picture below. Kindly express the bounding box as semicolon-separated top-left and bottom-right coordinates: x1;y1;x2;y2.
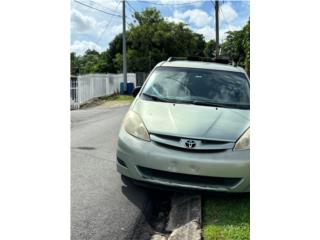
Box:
122;0;127;93
215;0;219;58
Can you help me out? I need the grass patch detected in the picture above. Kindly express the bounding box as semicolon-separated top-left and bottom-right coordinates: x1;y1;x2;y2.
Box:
80;94;134;109
99;94;134;102
203;195;250;240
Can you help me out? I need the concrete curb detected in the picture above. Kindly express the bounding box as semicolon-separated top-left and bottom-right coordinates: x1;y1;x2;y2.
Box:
150;194;202;240
168;220;201;240
166;194;202;232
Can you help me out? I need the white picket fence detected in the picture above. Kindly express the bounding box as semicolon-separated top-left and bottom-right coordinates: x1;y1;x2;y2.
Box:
70;73;136;109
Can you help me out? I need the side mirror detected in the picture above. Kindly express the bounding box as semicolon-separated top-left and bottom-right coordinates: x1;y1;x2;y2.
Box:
132;86;141;97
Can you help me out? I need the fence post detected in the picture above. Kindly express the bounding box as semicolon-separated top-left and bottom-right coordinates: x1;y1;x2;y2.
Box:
106;74;109;96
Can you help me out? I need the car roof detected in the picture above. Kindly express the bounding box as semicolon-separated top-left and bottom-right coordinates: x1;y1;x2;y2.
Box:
158;60;246;74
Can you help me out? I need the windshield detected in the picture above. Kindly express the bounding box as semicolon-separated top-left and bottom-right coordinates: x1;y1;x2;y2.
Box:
141;67;250;109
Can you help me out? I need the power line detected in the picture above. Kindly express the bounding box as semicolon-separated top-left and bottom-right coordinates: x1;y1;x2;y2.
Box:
126;6;135;16
123;7;135;20
73;0;133;21
97;1;121;45
219;2;229;45
126;1;137;13
134;0;203;6
73;0;122;17
219;7;225;26
88;0;122;14
211;0;225;26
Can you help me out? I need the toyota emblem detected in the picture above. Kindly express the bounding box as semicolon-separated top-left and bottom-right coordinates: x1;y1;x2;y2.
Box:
185;139;196;149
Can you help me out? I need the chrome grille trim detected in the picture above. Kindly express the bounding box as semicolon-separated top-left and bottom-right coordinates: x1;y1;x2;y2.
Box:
150;133;234;150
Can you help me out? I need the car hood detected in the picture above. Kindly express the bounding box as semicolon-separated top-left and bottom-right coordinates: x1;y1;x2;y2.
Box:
132;99;250;142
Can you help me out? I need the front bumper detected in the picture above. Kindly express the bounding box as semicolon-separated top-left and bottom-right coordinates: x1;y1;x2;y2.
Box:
116;129;250;192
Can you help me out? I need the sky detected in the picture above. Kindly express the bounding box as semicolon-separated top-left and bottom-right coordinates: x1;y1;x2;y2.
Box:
71;0;250;55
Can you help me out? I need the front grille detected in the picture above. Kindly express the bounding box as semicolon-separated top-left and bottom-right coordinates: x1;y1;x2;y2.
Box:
138;166;241;188
153;141;227;153
152;133;230;144
150;133;234;151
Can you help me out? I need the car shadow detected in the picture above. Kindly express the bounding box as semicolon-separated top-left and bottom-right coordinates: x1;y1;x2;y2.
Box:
120;176;152;212
121;176;174;238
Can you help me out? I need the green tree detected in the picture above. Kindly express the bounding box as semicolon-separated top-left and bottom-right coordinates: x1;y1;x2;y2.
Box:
80;49;101;73
106;34;123;73
204;40;216;58
71;52;81;75
221;21;250;74
70;50;115;74
107;7;206;73
71;8;216;75
242;21;250;74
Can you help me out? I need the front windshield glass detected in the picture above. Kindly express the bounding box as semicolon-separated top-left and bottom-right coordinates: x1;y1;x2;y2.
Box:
141;67;250;109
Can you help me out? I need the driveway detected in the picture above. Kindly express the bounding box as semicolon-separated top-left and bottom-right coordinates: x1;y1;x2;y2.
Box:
71;104;150;240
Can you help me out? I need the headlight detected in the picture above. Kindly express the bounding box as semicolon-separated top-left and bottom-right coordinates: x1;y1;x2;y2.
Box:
234;128;250;150
122;111;150;141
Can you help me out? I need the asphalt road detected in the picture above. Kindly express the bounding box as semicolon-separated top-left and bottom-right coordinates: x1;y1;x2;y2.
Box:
71;104;150;240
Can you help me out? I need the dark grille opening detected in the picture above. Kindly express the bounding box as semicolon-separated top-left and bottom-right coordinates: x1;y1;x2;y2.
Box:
117;157;127;168
152;133;231;145
153;141;227;153
152;133;181;142
138;166;241;188
201;139;231;145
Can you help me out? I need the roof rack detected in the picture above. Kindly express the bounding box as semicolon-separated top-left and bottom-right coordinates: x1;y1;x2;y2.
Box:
167;56;231;65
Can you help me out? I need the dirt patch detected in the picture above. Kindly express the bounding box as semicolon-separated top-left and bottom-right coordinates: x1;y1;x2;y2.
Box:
97;100;132;108
79;94;134;109
79;98;106;109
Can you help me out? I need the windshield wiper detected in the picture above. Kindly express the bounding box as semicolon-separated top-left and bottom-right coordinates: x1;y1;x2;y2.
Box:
190;100;250;109
142;93;170;102
142;94;250;109
190;101;229;107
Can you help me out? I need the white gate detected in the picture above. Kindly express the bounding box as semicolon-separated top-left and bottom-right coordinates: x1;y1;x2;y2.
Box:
70;75;79;110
